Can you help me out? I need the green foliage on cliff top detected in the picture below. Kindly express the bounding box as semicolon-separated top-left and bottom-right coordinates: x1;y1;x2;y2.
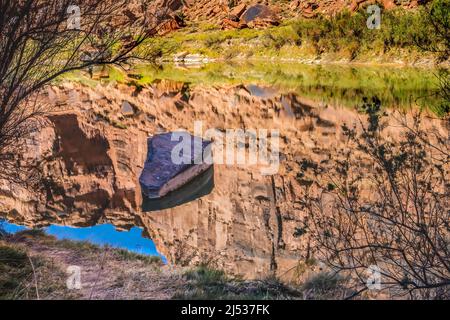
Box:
139;6;444;64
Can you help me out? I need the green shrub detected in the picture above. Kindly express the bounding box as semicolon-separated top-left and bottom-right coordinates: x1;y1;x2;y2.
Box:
114;249;163;265
184;264;227;286
136;6;442;63
289;7;437;59
177;265;301;300
301;272;345;299
0;245;32;299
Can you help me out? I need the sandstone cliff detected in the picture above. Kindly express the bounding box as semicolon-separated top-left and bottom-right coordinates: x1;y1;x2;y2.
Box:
0;74;446;280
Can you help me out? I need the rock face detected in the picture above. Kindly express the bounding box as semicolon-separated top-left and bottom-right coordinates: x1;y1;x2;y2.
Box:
139;133;212;199
230;3;247;18
147;0;425;26
223;4;279;29
240;4;277;24
0;78;447;280
137;0;427;33
155;13;186;36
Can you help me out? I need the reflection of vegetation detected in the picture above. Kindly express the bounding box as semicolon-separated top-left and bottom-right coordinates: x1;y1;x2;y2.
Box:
414;0;450;62
66;61;441;113
434;68;450;116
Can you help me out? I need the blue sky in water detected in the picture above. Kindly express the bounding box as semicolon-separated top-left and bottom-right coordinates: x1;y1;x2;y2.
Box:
1;221;165;261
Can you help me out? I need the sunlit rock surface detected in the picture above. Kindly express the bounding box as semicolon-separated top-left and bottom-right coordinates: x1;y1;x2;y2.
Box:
0;75;447;280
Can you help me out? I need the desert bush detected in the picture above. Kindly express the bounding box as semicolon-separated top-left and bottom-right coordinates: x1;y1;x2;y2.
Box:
177;265;300;300
291;6;440;59
114;248;163;265
298;97;450;299
301;272;349;300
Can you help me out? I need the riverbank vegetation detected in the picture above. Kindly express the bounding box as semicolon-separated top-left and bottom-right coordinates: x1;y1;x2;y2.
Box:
0;227;345;300
174;265;301;300
64;61;444;116
0;0;160;184
141;4;448;65
0;227;166;299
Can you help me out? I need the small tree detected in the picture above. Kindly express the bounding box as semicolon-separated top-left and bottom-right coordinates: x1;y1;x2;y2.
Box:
299;97;449;299
0;0;166;181
414;0;450;61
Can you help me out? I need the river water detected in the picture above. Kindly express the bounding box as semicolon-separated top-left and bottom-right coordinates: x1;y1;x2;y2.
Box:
0;62;446;279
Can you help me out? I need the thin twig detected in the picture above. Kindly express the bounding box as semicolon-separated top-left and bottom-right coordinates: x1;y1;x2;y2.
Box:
27;253;40;300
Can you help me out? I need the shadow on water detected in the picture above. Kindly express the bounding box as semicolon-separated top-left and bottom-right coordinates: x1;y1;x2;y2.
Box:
141;166;215;212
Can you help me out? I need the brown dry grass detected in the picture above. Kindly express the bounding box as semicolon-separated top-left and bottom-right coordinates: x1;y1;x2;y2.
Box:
0;230;183;300
0;229;343;300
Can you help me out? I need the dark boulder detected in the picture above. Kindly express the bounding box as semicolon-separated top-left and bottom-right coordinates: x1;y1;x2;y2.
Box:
139;132;212;199
240;4;278;25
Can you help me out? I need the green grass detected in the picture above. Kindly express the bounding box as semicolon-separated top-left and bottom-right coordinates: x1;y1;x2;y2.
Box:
175;265;301;300
0;243;73;300
301;272;345;299
113;248;163;265
0;245;31;299
135;6;443;64
184;264;228;286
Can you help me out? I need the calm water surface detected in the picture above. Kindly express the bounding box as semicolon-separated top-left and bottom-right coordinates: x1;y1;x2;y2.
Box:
1;62;444;278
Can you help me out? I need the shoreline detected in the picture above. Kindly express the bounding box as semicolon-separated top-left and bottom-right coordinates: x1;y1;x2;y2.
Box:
143;7;449;71
160;55;446;69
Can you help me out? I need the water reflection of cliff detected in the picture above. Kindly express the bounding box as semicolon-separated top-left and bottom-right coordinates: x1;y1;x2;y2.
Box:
0;79;447;279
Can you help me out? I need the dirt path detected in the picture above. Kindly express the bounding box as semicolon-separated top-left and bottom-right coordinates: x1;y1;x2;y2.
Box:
23;238;186;300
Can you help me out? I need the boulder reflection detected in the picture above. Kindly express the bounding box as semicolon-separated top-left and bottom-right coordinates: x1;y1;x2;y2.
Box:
141;166;214;212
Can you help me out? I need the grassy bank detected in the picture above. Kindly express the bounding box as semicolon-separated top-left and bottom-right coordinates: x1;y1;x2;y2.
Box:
175;265;302;300
139;7;445;65
0;227;352;300
0;229;165;299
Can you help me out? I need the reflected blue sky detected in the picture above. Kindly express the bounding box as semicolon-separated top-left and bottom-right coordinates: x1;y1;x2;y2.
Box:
1;221;165;261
